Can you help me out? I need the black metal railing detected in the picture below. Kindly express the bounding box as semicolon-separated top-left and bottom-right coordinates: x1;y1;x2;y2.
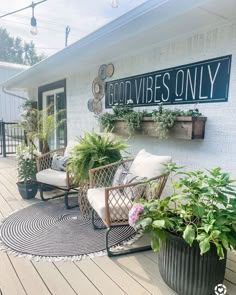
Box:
0;121;26;157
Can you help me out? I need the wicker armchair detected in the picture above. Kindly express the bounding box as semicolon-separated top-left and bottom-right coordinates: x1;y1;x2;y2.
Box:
36;147;78;209
88;157;169;256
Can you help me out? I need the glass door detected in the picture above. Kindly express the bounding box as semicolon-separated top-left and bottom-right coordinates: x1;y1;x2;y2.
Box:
42;88;66;150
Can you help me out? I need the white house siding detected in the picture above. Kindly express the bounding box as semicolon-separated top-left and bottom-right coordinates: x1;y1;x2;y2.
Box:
0;63;28;121
66;19;236;176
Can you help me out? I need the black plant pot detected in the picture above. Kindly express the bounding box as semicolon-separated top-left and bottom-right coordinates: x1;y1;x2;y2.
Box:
158;231;227;295
17;181;38;199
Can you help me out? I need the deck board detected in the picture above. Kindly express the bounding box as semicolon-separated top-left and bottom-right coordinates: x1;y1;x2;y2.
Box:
0;157;235;295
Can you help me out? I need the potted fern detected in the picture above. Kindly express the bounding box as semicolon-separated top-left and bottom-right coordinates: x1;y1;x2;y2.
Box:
68;131;127;182
129;163;236;295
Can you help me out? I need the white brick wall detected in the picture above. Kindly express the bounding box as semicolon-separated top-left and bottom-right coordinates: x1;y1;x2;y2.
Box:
66;19;236;176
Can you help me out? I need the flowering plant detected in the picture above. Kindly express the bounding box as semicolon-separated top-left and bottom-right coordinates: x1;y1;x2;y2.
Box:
16;143;41;183
128;163;236;259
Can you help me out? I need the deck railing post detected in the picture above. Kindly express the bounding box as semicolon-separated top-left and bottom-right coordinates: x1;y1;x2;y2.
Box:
1;122;6;157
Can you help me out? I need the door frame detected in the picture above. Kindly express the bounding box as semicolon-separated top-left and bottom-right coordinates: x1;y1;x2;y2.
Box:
38;79;67;150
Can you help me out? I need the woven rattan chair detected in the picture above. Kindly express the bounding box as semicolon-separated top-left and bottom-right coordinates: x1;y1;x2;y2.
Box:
36;145;79;209
87;154;170;256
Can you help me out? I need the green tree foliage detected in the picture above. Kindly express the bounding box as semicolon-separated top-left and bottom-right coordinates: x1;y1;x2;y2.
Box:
0;27;46;65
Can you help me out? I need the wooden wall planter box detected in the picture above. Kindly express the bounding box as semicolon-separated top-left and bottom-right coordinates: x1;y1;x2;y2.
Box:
112;117;207;140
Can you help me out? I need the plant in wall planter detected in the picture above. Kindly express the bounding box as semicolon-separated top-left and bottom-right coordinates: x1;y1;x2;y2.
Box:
16;143;41;199
129;163;236;295
98;105;207;140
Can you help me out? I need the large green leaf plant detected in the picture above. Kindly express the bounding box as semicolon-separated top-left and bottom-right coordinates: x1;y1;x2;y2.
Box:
129;163;236;259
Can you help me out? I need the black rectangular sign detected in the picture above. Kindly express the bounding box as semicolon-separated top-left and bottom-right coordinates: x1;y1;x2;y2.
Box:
105;55;231;108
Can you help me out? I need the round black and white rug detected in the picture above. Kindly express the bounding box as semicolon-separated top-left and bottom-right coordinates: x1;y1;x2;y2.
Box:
0;198;135;260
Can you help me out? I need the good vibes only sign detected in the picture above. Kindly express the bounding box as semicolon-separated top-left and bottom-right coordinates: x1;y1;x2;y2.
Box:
105;55;231;108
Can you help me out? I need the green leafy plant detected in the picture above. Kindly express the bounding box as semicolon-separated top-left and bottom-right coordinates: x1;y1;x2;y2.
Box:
16;143;40;183
152;104;202;138
98;105;202;138
98;106;144;135
67;131;127;182
20;101;65;153
129;163;236;259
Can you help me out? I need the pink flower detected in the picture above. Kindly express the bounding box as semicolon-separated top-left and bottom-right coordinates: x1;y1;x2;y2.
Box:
128;204;144;227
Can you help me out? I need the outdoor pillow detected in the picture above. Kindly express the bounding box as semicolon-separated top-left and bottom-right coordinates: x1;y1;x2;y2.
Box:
129;149;172;178
51;154;68;172
112;164;128;186
122;172;146;201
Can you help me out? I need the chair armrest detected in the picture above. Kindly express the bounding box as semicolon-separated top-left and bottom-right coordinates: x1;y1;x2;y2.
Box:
36;147;65;172
89;158;133;188
103;174;169;227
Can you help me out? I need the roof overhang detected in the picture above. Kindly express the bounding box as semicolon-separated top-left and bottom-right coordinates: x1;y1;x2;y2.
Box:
2;0;236;90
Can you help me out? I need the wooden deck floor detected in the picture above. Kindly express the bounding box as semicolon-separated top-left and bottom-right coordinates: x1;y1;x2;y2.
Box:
0;157;235;295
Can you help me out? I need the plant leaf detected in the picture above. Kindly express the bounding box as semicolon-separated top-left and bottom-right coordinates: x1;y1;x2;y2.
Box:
183;225;195;246
152;220;165;228
199;239;210;255
151;232;160;252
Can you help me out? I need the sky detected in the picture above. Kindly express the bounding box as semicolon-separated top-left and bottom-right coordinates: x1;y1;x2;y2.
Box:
0;0;148;57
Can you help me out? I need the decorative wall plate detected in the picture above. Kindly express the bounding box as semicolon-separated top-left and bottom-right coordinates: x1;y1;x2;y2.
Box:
106;63;114;77
87;99;94;112
93;100;103;115
92;77;105;100
98;64;107;80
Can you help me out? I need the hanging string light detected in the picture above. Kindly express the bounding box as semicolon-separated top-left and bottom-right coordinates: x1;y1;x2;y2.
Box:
0;0;47;35
30;3;38;35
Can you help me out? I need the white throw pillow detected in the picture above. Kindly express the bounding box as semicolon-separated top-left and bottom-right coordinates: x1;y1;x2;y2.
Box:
129;149;172;178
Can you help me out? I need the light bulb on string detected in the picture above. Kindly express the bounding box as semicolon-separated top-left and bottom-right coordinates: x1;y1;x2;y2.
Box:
30;3;38;35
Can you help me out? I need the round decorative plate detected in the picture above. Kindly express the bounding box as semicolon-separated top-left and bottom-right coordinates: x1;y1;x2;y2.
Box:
87;99;94;112
92;77;105;100
98;64;107;80
93;100;103;115
106;63;114;77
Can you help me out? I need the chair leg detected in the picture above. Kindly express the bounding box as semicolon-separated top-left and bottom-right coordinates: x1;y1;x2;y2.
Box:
92;210;106;230
39;183;47;201
105;227;151;257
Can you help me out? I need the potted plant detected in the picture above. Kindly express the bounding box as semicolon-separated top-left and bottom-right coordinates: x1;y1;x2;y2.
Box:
129;163;236;295
98;105;207;139
16;143;40;199
19;100;65;153
68;130;127;183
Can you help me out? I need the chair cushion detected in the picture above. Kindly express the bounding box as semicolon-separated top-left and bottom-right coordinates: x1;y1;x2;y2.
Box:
87;188;132;222
129;149;172;178
64;140;78;157
36;169;67;187
51;155;68;172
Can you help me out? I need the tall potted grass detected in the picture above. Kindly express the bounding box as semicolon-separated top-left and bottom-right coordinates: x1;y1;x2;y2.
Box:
129;163;236;295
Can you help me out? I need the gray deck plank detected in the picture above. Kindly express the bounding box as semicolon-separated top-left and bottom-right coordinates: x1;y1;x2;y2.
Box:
75;259;126;295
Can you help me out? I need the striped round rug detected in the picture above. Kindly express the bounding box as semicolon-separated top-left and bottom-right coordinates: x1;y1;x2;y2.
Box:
0;198;135;259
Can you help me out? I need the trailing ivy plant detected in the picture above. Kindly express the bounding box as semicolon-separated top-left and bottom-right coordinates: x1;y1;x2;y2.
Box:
129;163;236;259
152;104;202;138
98;106;144;135
98;105;201;138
